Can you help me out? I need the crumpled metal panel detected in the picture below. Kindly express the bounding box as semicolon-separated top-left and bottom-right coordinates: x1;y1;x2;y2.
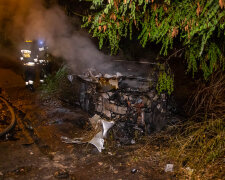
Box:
74;68;170;137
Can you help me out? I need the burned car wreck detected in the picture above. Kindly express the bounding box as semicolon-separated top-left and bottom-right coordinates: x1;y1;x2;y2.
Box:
67;61;175;146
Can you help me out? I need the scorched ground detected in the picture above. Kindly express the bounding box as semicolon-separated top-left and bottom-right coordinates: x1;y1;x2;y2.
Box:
0;56;178;180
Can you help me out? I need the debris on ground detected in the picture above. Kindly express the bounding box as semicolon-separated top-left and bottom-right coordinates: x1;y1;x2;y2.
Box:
101;119;114;138
184;167;194;176
67;75;74;83
165;164;174;172
54;169;69;179
89;114;103;129
131;169;138;174
108;152;113;155
61;136;85;144
98;162;103;166
0;64;185;180
63;68;176;149
70;67;177;145
61;114;114;152
89;131;105;152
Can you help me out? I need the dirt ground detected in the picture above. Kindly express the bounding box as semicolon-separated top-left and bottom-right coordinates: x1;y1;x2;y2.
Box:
0;64;178;180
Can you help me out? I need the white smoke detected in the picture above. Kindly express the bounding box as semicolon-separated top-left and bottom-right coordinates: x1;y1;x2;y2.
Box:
0;0;111;73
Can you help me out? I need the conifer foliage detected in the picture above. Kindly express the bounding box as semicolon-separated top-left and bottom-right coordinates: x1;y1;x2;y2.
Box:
83;0;225;79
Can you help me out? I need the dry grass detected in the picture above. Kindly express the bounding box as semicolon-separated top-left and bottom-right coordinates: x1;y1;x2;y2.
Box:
186;71;225;116
133;72;225;178
167;71;225;178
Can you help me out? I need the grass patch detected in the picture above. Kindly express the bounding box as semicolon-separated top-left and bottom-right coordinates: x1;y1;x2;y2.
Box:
139;72;225;179
40;65;68;98
167;71;225;178
170;117;224;168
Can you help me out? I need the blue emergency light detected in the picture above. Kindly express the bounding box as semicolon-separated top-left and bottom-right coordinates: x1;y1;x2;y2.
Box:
39;40;44;45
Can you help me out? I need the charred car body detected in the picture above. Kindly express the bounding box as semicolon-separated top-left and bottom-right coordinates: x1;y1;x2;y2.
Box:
69;61;176;144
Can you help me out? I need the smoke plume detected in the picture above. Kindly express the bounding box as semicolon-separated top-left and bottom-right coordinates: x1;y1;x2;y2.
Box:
0;0;111;73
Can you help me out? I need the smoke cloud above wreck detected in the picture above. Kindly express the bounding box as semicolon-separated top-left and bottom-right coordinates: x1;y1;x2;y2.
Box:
0;0;110;72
